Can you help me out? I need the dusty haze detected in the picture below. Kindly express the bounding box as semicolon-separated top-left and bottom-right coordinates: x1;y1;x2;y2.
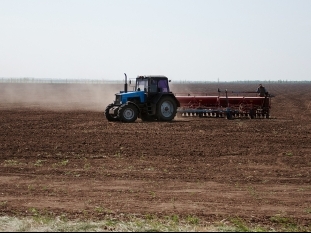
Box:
0;83;124;111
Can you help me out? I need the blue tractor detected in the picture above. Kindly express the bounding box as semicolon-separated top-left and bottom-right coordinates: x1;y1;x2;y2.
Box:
105;74;180;123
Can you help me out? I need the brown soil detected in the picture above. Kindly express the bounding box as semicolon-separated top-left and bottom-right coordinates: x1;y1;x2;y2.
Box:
0;82;310;228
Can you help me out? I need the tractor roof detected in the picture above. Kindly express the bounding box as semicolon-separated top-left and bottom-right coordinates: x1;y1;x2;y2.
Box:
136;75;168;79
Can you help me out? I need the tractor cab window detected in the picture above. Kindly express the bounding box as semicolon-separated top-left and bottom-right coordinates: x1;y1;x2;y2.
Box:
158;79;169;92
136;79;148;92
149;79;158;92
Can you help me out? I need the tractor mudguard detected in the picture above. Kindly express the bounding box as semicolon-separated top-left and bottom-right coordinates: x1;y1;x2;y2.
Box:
152;93;180;107
125;101;140;114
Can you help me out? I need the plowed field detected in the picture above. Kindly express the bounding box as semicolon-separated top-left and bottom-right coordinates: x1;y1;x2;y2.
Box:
0;82;310;229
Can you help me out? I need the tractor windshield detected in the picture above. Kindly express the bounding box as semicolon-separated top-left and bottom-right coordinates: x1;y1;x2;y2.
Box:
136;79;148;92
158;79;169;92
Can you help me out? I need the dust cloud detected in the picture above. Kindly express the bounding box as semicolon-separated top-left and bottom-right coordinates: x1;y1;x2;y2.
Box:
0;83;124;111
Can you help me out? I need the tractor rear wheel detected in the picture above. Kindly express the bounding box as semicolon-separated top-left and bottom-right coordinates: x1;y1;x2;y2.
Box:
118;104;138;123
156;96;177;121
105;103;119;121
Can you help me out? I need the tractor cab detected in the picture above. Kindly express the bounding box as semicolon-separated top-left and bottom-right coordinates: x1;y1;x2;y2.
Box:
135;76;170;94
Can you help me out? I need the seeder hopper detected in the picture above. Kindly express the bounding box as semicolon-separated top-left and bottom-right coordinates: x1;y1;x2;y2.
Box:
175;89;273;120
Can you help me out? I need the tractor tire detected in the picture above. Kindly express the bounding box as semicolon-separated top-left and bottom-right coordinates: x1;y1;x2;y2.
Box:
156;96;177;121
105;103;119;121
118;104;138;123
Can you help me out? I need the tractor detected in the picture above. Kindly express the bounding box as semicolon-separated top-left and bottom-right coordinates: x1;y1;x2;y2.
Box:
105;74;180;123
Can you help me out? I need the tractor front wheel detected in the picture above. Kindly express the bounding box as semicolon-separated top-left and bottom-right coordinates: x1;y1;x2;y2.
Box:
118;104;138;123
105;103;119;121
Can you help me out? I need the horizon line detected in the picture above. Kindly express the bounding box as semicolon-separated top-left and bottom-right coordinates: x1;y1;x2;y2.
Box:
1;77;311;84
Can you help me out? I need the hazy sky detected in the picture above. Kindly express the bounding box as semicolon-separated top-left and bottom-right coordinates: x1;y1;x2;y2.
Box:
1;0;310;82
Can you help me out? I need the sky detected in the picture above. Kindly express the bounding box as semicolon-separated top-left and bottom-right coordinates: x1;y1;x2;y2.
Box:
1;0;311;82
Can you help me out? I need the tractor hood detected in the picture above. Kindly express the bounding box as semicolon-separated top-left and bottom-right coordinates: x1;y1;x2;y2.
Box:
114;91;145;105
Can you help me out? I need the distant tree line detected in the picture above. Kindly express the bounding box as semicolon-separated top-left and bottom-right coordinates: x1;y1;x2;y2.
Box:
0;77;310;84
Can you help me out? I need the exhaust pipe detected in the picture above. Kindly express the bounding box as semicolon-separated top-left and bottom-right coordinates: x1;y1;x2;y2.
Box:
124;73;128;93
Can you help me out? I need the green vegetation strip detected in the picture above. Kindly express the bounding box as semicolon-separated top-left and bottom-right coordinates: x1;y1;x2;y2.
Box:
0;215;310;232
